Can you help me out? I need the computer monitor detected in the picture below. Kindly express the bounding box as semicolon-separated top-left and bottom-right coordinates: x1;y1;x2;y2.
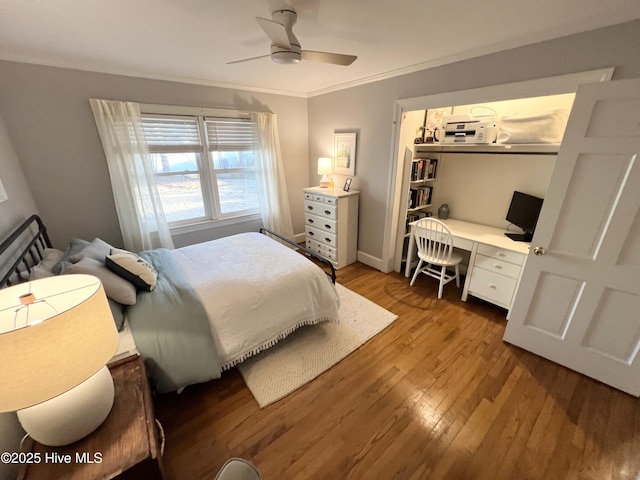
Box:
504;191;544;242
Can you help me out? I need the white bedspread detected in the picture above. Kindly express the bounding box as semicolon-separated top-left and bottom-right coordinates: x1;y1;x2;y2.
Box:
171;232;339;369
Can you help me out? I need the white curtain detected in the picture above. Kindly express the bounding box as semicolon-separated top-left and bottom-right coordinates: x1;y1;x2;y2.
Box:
89;99;175;252
251;112;294;239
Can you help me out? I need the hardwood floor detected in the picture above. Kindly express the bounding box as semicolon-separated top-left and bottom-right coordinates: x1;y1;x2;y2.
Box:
155;262;640;479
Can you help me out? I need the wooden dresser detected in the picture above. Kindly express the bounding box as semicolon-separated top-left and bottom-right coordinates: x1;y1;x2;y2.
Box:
18;355;164;480
303;186;359;269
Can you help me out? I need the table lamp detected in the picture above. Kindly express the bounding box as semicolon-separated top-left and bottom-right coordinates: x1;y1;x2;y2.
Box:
0;274;119;446
317;157;333;188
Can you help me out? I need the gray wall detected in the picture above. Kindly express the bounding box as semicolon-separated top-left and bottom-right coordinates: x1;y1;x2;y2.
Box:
0;111;33;480
0;63;309;249
308;19;640;262
0;112;39;236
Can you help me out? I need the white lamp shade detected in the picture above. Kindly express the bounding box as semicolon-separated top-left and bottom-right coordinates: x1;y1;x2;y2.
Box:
0;274;119;412
317;157;333;175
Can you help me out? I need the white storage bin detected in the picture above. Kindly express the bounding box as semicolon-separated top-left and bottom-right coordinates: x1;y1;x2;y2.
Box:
497;109;569;144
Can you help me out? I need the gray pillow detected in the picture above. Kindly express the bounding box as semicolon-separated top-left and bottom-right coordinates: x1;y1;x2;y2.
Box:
27;248;64;280
69;238;113;263
107;298;126;332
66;257;137;306
52;238;90;275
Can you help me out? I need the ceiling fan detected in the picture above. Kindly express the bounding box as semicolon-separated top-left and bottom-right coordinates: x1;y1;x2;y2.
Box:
227;8;357;66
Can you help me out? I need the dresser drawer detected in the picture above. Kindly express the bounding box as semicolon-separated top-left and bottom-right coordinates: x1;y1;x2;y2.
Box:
307;239;337;260
477;243;525;265
305;225;337;248
306;193;337;204
305;213;337;234
468;268;517;307
304;200;337;220
473;254;522;279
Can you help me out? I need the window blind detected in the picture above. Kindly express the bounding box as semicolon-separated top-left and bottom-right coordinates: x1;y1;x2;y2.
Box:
141;115;201;153
205;117;254;151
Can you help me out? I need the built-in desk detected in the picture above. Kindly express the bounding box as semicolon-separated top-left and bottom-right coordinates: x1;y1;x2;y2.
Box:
405;218;530;316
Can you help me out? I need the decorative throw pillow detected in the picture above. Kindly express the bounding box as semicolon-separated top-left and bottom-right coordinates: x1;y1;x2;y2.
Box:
69;237;113;263
106;248;158;292
66;257;137;305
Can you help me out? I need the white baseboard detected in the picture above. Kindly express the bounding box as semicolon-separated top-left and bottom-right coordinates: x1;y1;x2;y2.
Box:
357;251;383;271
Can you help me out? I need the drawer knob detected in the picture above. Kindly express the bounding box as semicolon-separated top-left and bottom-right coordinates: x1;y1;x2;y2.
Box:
309;231;314;236
307;205;314;210
489;284;497;289
325;224;331;229
308;218;314;223
533;246;546;256
494;264;502;269
324;210;331;215
325;237;332;243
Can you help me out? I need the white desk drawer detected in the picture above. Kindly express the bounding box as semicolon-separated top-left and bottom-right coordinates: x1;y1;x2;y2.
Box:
304;200;337;220
477;243;525;265
305;213;337;234
305;225;337;248
468;268;517;307
474;254;522;279
452;236;474;252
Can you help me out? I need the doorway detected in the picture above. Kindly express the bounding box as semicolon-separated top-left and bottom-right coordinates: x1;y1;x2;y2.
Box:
381;68;615;274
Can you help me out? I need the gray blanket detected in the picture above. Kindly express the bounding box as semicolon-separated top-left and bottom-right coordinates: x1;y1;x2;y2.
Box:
128;248;221;393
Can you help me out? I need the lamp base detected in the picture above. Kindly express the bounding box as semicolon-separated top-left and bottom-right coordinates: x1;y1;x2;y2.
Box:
319;174;331;188
17;365;114;446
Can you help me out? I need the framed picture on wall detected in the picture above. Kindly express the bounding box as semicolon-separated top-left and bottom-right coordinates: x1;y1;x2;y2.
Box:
333;133;357;176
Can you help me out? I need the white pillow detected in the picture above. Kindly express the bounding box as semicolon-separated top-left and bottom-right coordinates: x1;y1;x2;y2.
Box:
106;248;157;292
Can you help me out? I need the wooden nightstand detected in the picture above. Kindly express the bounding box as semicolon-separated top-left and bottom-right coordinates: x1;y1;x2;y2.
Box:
18;355;164;480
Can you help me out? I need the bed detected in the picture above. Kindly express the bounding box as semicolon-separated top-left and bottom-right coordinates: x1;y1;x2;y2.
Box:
0;215;340;393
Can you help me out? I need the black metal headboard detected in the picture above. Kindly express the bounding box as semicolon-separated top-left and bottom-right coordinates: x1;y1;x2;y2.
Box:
0;215;52;288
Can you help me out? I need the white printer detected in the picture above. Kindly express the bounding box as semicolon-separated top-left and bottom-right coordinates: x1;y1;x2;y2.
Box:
442;114;498;144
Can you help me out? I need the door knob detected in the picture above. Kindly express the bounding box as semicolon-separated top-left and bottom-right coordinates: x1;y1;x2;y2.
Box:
533;246;546;256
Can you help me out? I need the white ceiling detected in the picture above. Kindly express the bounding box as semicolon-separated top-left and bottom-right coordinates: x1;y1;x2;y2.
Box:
1;0;640;97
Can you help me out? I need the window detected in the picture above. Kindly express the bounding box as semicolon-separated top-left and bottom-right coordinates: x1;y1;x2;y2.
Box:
141;111;259;228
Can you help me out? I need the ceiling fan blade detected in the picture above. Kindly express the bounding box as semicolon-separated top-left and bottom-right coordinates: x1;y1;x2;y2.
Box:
256;17;291;49
226;54;271;65
301;50;357;66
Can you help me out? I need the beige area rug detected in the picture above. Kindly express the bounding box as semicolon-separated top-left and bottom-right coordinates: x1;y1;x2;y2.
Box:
237;283;398;408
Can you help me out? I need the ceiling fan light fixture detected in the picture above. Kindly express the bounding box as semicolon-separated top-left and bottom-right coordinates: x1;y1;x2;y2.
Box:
271;51;301;64
228;7;357;67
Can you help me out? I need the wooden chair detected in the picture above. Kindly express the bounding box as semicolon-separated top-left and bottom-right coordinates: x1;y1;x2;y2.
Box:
409;218;463;299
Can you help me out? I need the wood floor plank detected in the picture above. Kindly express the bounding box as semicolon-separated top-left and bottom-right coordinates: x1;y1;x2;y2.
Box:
155;262;640;479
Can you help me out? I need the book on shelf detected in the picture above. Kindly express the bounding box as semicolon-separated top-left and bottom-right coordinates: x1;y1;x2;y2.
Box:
408;186;433;209
405;211;432;234
411;158;438;181
427;159;437;179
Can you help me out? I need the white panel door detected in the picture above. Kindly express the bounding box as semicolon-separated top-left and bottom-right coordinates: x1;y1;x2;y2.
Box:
503;79;640;396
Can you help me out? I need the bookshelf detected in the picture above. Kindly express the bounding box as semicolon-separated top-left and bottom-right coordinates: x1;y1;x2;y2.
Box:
397;144;441;269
